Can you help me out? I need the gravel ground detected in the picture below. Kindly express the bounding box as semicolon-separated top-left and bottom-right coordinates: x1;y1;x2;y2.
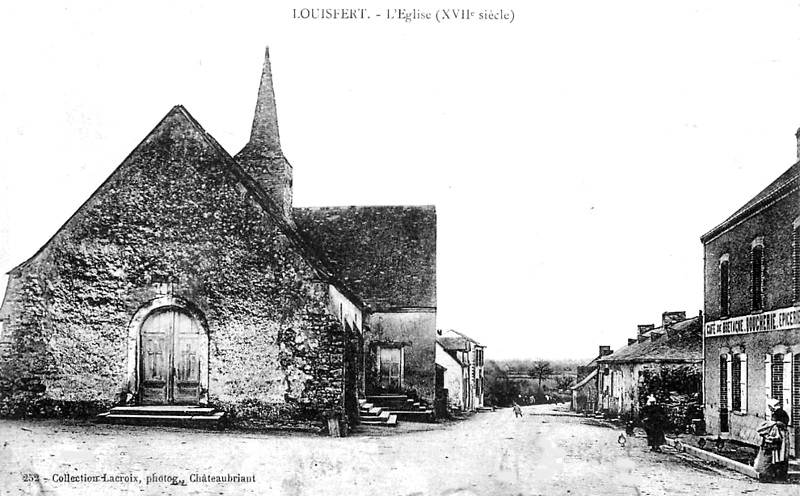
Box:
0;403;793;495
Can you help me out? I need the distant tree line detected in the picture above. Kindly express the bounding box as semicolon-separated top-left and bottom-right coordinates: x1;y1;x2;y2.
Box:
485;359;581;407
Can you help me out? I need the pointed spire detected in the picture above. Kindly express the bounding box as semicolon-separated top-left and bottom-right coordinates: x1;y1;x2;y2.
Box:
247;46;281;153
236;47;293;218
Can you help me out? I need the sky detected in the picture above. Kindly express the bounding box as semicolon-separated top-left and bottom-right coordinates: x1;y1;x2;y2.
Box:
1;1;800;361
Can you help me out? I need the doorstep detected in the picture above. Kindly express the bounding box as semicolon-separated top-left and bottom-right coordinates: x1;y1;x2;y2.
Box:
665;437;800;481
664;437;759;478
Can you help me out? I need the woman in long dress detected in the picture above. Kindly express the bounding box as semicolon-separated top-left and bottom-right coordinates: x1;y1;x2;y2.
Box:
641;395;667;452
754;398;790;482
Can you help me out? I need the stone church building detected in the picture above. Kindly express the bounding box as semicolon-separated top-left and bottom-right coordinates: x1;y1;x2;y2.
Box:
0;49;436;428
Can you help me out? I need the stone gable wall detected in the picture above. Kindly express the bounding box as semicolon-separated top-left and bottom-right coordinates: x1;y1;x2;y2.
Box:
0;112;345;425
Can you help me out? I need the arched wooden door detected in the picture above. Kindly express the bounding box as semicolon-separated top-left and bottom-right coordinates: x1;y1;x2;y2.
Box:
139;309;203;405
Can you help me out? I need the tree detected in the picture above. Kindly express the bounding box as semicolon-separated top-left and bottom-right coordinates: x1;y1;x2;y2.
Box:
555;375;575;391
484;360;522;407
528;360;554;389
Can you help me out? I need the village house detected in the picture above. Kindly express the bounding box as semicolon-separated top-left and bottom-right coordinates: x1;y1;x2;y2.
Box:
435;329;485;411
570;346;613;414
435;340;468;412
597;312;702;421
0;48;436;429
701;132;799;455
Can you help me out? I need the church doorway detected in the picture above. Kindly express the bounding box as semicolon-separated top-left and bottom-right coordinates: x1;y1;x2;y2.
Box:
139;308;205;405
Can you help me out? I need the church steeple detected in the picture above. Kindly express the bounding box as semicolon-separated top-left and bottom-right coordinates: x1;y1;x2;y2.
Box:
236;47;293;217
247;46;281;152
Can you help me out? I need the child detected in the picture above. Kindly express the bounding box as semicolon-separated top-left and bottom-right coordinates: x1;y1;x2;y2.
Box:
512;402;522;418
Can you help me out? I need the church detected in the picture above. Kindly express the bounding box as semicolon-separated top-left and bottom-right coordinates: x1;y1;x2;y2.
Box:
0;49;436;429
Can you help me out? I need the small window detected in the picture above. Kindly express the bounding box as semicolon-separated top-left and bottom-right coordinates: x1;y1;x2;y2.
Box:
793;222;800;302
720;259;730;317
752;243;764;311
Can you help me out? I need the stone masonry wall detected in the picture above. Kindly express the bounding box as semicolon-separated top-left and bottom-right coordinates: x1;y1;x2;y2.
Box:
365;311;436;403
0;110;345;424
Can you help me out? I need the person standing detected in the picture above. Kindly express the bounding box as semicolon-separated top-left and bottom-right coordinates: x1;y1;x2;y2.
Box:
755;398;790;482
640;395;667;452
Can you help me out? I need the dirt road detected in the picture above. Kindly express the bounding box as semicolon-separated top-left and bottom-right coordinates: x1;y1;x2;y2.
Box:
0;404;788;495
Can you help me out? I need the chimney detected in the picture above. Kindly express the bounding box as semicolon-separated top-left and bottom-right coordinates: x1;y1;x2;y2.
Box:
599;345;612;357
796;126;800;159
662;311;686;328
235;47;294;218
628;338;637;346
637;324;655;337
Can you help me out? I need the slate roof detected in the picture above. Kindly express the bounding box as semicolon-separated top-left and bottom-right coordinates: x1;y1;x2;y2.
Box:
436;342;465;367
438;337;468;351
597;316;702;364
443;329;484;347
6;49;436;317
293;206;436;311
701;160;800;242
570;369;598;391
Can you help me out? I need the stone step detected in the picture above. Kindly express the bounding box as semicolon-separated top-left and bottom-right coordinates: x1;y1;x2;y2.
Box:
359;412;396;426
390;409;434;422
366;395;411;405
109;406;217;416
366;395;433;412
96;411;225;428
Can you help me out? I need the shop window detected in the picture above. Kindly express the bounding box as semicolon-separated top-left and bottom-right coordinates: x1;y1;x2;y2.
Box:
719;354;729;432
766;352;793;423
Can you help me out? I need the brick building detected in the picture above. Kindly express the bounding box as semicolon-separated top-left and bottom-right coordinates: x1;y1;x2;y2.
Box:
701;133;799;454
0;48;436;428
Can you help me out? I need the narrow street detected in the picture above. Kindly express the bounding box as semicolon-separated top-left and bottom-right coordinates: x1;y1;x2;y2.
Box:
0;404;787;496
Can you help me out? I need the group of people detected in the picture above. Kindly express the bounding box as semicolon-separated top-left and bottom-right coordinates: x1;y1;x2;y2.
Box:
640;395;790;483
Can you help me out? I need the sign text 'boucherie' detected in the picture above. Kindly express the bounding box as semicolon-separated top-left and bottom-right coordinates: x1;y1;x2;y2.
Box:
704;306;800;337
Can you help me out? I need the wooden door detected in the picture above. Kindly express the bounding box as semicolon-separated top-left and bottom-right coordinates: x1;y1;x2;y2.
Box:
140;309;202;404
172;311;201;404
379;347;403;392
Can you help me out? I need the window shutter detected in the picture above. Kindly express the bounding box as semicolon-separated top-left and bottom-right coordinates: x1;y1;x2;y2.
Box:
783;354;792;423
726;355;733;414
772;354;784;404
731;355;742;411
793;353;800;429
765;353;772;417
740;354;748;413
719;355;728;410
